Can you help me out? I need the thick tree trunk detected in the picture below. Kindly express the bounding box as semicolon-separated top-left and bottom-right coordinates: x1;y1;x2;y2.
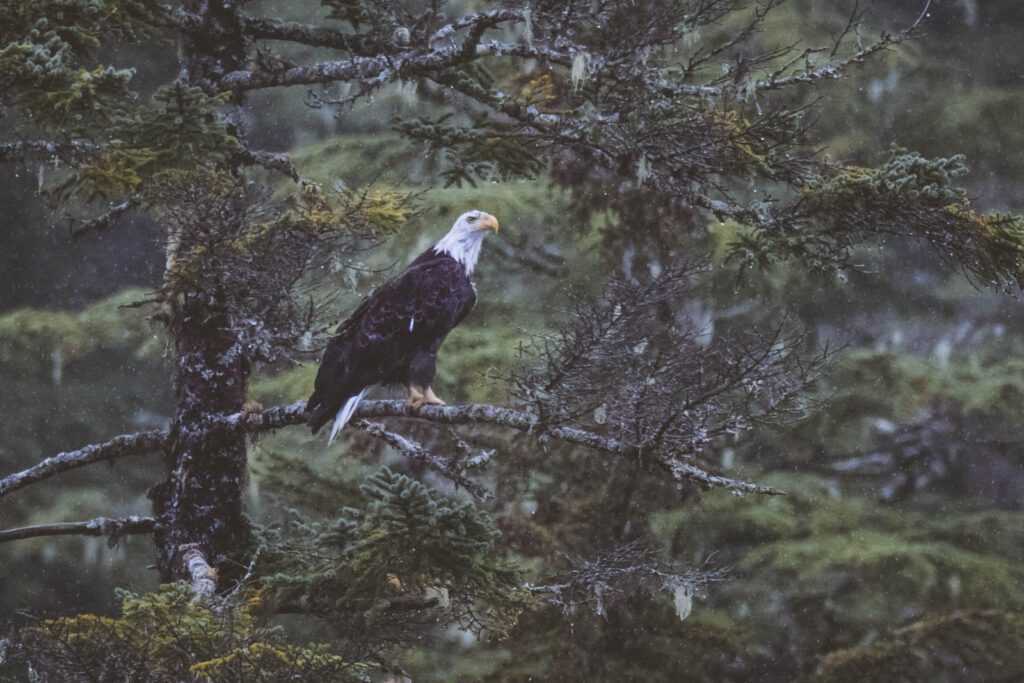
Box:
149;295;251;583
146;0;253;590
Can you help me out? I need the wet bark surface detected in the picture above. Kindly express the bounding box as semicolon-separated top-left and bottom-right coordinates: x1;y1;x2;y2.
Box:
148;0;253;586
149;295;251;582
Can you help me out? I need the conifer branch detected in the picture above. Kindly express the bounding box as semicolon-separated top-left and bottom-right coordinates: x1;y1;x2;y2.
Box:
223;1;918;112
428;9;520;46
221;39;580;94
0;516;156;544
275;595;440;614
240;16;376;54
353;419;491;500
726;0;929;96
223;9;528;93
0;140;102;164
0;430;164;500
220;44;465;91
1;397;778;501
69;199;138;238
238;148;300;181
225;401;781;495
745;28;911;94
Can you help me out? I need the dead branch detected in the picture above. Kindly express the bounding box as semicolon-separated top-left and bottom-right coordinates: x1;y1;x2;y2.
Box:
69;199;137;238
238;148;300;181
0;516;156;544
0;140;102;164
240;15;376;54
226;400;782;495
353;419;491;500
526;539;727;614
178;544;218;601
0;430;164;500
2;396;780;503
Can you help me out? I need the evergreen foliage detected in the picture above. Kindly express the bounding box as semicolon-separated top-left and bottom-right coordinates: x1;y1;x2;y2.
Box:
3;0;1024;681
13;584;366;682
395;112;546;187
258;467;527;642
817;610;1024;683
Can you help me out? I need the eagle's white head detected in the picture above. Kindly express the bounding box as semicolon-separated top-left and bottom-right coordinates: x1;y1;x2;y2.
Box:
434;209;499;276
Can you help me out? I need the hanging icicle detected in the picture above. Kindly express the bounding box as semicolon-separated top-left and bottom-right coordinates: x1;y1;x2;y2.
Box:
744;79;756;103
637;153;650;185
571;52;591;92
397;78;418;103
683;26;701;53
673;583;694;621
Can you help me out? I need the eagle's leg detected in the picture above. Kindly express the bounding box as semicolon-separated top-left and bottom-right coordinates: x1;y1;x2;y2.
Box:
407;348;443;409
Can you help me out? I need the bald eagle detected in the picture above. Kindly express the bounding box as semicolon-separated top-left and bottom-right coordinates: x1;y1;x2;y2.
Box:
306;210;500;444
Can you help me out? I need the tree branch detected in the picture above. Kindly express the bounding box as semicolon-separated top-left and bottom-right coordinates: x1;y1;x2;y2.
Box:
740;3;929;96
238;148;300;181
226;0;912;109
428;9;521;46
221;11;523;93
0;430;164;500
1;399;778;502
0;140;101;164
240;15;376;54
0;516;155;544
353;419;491;500
276;595;439;614
226;401;781;495
221;54;384;91
178;544;218;601
69;198;137;238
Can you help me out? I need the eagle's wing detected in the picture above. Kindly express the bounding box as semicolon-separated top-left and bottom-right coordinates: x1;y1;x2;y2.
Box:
305;254;471;435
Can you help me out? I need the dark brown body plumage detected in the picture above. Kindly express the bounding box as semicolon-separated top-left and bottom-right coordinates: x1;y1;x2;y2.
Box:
305;247;477;434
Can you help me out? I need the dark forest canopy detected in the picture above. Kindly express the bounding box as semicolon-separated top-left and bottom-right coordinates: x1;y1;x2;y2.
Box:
2;0;1024;680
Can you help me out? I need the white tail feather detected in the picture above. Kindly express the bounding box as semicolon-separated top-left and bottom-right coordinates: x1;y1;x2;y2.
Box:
327;388;368;445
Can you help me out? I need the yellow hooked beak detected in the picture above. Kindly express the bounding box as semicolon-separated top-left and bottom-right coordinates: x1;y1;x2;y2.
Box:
476;213;499;233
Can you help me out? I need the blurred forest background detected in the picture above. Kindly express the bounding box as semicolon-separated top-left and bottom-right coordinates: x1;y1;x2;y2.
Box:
3;0;1024;680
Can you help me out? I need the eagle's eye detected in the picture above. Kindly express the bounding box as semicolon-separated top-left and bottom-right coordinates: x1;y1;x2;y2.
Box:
466;215;477;223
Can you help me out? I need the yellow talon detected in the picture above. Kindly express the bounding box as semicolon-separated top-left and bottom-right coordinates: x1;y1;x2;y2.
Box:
423;388;446;406
405;386;425;410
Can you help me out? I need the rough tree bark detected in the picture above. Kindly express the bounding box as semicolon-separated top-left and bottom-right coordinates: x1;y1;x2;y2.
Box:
148;295;252;581
147;0;253;585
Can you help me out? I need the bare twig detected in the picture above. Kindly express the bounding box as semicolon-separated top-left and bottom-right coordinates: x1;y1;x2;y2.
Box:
238;148;300;182
240;15;376;54
0;430;164;500
69;198;137;238
0;140;102;164
353;419;491;500
488;237;566;277
525;539;727;614
276;595;439;614
743;3;930;96
428;9;520;45
0;516;156;544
